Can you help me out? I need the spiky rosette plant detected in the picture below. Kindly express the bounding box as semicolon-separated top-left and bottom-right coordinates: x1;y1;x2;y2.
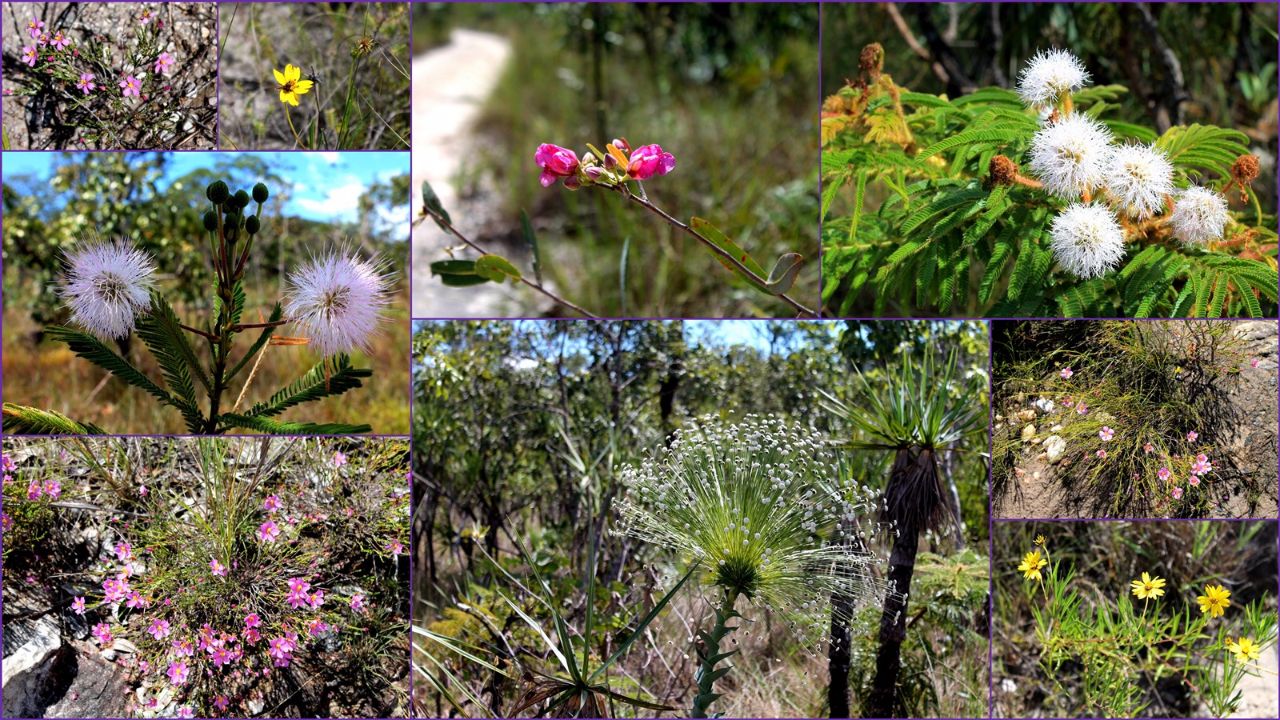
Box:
820;349;985;718
615;414;886;718
2;180;395;435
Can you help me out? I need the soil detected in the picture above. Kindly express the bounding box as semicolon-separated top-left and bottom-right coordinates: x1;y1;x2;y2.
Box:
1;2;217;149
996;321;1278;519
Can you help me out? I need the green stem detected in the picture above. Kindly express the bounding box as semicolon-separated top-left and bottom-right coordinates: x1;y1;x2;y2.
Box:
691;589;740;718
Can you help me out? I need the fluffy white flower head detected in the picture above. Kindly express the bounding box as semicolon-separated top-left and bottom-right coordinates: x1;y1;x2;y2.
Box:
1102;144;1175;218
1168;186;1230;246
59;239;156;339
1017;48;1090;109
1050;203;1126;279
1028;114;1113;199
284;249;394;357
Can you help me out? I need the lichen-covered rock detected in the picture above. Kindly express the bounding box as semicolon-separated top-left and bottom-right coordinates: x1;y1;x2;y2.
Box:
2;616;64;718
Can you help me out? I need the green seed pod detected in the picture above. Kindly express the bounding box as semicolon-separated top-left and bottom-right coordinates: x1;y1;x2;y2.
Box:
202;211;217;232
233;189;251;209
252;183;269;204
206;180;230;204
245;215;261;235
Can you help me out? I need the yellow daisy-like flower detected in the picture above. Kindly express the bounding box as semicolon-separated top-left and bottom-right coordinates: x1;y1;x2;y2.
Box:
1129;572;1166;600
1034;535;1046;547
273;64;313;107
1017;550;1048;581
1226;637;1261;663
1196;583;1231;618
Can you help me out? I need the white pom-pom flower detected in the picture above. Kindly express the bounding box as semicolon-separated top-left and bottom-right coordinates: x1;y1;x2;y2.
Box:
1102;144;1175;218
59;239;157;339
1050;203;1127;279
284;249;394;357
1017;49;1090;109
1168;186;1230;246
1028;114;1113;199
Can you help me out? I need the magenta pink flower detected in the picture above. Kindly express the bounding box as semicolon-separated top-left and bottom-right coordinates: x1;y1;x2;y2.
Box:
154;52;174;74
50;31;70;51
92;622;113;647
1186;430;1199;442
627;144;676;180
535;143;580;188
26;19;45;38
148;618;171;641
2;455;15;473
138;484;148;496
263;494;282;513
1251;357;1261;368
172;638;195;657
1075;402;1088;415
333;451;348;468
210;646;233;667
167;660;189;686
1188;474;1201;487
308;589;326;609
1;513;11;532
1059;367;1073;379
126;591;148;609
387;538;404;556
1171;486;1183;500
119;76;142;98
42;479;61;499
71;596;86;615
21;45;38;67
213;696;230;712
350;593;366;613
1095;449;1107;459
1192;456;1213;476
1143;442;1154;454
307;617;329;636
244;613;261;628
210;558;227;577
27;480;43;500
102;576;130;603
242;627;261;645
176;708;193;719
36;32;49;47
139;9;155;25
1098;426;1114;442
1157;466;1172;481
257;520;281;543
114;542;133;562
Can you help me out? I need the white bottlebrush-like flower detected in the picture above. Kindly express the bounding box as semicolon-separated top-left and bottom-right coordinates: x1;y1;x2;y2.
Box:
1168;186;1230;246
616;415;886;642
1028;114;1113;199
1050;203;1127;279
1017;48;1090;109
284;249;394;357
59;239;157;339
1102;144;1175;218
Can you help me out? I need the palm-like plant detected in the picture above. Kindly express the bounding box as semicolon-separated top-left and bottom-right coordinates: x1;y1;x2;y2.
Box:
820;349;984;718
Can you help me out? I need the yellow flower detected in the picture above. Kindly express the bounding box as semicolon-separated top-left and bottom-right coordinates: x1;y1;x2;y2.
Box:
1226;637;1261;662
1034;535;1046;547
1017;550;1048;581
1129;572;1166;600
1196;584;1231;618
273;64;314;107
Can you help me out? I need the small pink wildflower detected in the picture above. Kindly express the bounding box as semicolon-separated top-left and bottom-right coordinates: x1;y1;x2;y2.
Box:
1095;449;1107;459
36;32;49;47
535;143;580;188
209;646;233;667
1;455;14;472
71;596;86;615
1251;357;1261;368
242;627;261;645
627;144;676;180
26;19;45;38
171;638;195;657
245;613;261;629
1157;466;1172;481
119;76;141;98
333;451;348;468
210;558;227;577
1075;402;1088;415
1143;442;1154;454
139;9;155;25
50;31;70;51
76;73;95;94
1171;486;1184;500
154;52;174;74
102;576;130;603
1192;457;1213;476
42;479;61;499
126;591;148;609
27;480;43;500
92;622;113;647
213;696;230;712
1188;474;1201;487
257;520;281;543
308;590;326;609
1060;367;1073;379
307;617;329;636
263;494;282;513
1098;426;1114;442
387;538;404;556
147;618;171;641
176;708;193;719
350;593;366;613
1187;430;1199;442
138;484;148;496
114;542;133;562
1;513;11;532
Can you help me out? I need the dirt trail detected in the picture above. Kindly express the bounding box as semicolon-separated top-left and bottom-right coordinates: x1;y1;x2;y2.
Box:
1227;647;1279;718
411;29;523;318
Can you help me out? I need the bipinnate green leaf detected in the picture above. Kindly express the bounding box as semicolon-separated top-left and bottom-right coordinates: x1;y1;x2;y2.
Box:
474;254;522;284
430;259;490;287
241;354;372;419
217;414;372;435
45;325;192;415
2;403;105;435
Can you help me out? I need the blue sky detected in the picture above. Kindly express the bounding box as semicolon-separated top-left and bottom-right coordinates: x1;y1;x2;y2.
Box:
1;151;408;227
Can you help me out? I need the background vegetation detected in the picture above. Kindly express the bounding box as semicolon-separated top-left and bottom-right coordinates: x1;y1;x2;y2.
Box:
412;319;988;717
2;152;410;433
412;3;819;317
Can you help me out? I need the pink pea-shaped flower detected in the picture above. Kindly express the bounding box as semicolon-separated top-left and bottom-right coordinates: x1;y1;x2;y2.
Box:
627;144;676;180
535;143;580;188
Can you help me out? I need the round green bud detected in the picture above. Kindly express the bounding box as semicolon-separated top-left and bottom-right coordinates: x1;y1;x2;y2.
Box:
206;180;230;204
245;215;261;235
252;183;269;204
202;211;217;232
233;189;251;209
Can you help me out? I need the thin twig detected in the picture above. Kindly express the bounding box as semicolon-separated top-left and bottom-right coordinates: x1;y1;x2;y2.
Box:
178;322;219;341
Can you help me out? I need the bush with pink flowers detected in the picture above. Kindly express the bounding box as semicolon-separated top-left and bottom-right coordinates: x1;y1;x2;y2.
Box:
1;437;409;718
1;2;216;149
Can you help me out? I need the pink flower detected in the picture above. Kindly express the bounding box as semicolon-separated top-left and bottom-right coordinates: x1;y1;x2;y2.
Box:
138;484;148;496
1095;449;1107;459
1060;367;1073;379
287;577;311;594
26;19;45;38
167;660;189;686
92;622;113;647
350;593;366;613
210;558;227;577
102;576;130;603
1171;486;1184;500
333;450;348;468
1143;442;1154;454
114;542;133;562
308;590;326;609
50;31;70;51
257;520;281;543
139;9;155;25
1098;426;1114;442
1188;474;1201;487
1251;357;1261;368
242;627;261;645
126;591;148;609
210;646;233;667
27;480;43;500
535;143;580;188
263;494;282;513
176;708;193;719
627;144;676;180
71;596;86;615
1196;453;1208;463
387;539;404;556
72;72;95;94
1;513;11;532
1;455;14;473
1192;457;1213;476
1075;402;1088;415
1186;431;1199;442
154;52;174;74
213;696;230;712
1157;467;1172;481
36;32;49;47
172;638;195;657
43;479;61;499
119;76;141;98
307;617;329;636
148;618;171;640
245;613;261;628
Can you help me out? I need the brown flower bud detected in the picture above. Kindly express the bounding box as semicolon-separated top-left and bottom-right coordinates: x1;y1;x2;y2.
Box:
859;43;884;79
1231;154;1260;185
989;155;1018;186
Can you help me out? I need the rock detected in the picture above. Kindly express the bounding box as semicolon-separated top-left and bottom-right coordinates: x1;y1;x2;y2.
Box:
1017;410;1037;422
1021;424;1037;441
1045;435;1067;464
43;641;129;718
2;616;64;718
1050;424;1063;432
1033;398;1055;415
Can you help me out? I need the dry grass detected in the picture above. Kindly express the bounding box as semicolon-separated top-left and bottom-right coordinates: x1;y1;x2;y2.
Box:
2;286;409;435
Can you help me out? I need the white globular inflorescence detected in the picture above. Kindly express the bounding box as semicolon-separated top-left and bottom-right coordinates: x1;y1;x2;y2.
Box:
284;249;395;357
1027;114;1113;199
59;239;157;340
1017;48;1090;110
1102;144;1175;219
1049;203;1127;279
1168;186;1230;247
615;415;888;644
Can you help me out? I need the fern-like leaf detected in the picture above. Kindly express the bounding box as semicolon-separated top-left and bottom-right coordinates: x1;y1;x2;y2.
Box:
217;414;372;435
242;355;372;419
45;326;178;407
3;403;105;434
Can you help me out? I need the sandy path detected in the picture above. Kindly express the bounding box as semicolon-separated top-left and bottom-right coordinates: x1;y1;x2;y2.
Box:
410;29;521;318
1228;647;1279;718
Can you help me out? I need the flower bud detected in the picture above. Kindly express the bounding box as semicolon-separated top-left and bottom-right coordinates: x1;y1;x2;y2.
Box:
202;211;217;232
584;166;605;181
989;155;1018;186
252;183;269;204
611;137;631;154
233;189;251;209
245;215;261;235
1231;154;1260;185
534;143;580;188
206;180;229;204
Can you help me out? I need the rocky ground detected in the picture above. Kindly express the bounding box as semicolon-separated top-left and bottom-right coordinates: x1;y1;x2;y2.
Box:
995;321;1278;519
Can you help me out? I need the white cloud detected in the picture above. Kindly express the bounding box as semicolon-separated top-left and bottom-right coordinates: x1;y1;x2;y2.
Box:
293;179;367;219
318;152;341;165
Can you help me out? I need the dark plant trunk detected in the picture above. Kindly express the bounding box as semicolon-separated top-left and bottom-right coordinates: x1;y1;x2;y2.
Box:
865;529;920;718
828;588;854;718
